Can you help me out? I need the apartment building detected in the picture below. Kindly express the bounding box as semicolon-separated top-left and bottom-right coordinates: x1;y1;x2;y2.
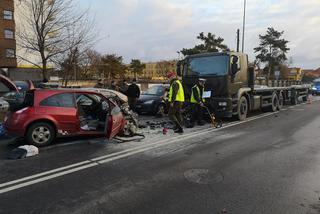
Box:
0;0;17;69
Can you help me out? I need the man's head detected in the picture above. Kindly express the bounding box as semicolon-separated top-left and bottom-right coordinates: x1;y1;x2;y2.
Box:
166;71;176;81
111;80;116;85
98;79;102;83
132;78;137;84
198;78;206;87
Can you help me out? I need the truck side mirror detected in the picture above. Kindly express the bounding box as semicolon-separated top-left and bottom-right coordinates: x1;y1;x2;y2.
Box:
177;63;182;76
230;56;240;76
231;64;238;75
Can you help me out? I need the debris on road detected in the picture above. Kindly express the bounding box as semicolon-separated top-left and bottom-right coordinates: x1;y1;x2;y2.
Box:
222;208;228;213
7;145;39;159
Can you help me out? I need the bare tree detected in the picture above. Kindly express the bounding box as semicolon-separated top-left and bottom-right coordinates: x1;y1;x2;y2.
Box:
156;60;175;78
16;0;95;80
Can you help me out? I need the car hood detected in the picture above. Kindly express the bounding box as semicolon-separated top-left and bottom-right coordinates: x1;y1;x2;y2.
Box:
138;94;160;102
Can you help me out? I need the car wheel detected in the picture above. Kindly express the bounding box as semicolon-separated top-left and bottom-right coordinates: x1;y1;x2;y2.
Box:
26;122;55;147
155;103;165;116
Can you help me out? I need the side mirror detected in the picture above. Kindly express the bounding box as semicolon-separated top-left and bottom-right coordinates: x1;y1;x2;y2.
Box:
177;63;182;77
231;63;239;75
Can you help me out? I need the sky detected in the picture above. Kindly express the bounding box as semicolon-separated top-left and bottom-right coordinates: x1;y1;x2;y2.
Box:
79;0;320;69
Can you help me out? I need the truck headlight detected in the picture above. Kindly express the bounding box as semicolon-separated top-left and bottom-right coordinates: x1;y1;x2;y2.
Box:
312;87;317;90
218;102;227;106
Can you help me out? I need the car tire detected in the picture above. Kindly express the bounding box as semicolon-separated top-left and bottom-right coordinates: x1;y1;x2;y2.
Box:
26;122;55;147
155;103;165;116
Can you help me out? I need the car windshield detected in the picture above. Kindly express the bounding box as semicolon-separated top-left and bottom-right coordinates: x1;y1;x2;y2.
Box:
185;55;229;76
143;86;165;96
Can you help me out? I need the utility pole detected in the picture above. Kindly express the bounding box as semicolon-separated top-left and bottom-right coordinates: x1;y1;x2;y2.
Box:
242;0;247;53
237;29;240;52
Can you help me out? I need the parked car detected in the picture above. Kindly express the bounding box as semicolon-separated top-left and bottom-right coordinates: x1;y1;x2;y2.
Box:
0;75;18;122
311;79;320;95
2;80;35;112
14;80;35;92
136;85;169;115
4;89;127;147
0;75;18;96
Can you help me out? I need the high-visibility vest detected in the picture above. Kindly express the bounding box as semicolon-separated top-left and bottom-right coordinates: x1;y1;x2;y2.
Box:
168;80;185;102
190;85;205;104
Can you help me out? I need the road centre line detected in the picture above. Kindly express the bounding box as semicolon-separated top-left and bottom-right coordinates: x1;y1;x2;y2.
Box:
0;111;279;194
0;160;91;188
0;127;215;189
0;163;98;194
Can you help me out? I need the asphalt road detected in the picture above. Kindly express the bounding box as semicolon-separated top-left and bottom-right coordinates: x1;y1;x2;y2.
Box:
1;101;320;214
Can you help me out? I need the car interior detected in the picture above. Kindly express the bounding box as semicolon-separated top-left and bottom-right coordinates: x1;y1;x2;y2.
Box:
76;94;110;132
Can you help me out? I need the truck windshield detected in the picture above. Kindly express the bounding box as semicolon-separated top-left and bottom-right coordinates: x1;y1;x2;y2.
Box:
185;55;229;76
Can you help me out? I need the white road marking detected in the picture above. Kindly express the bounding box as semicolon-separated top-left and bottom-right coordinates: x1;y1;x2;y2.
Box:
0;160;91;188
282;108;288;111
0;163;98;194
0;111;279;195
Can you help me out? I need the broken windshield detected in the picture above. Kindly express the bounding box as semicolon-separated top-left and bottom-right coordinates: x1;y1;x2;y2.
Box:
185;55;229;77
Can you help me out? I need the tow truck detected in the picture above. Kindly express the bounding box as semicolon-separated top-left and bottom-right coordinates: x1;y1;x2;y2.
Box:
177;52;310;120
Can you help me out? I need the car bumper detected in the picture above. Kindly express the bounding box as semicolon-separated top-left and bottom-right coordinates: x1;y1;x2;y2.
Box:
136;103;155;113
4;125;25;138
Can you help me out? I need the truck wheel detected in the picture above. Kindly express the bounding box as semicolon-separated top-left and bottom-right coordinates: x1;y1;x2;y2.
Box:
277;92;284;110
237;96;248;121
270;93;279;112
26;122;55;147
291;90;298;105
302;91;308;102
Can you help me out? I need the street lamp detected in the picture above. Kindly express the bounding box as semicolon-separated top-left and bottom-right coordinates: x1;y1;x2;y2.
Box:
242;0;247;53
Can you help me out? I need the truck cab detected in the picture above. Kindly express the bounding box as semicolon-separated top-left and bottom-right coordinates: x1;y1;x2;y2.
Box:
178;52;252;119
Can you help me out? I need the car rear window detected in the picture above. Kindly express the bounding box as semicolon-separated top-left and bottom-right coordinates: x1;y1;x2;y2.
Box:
40;93;75;108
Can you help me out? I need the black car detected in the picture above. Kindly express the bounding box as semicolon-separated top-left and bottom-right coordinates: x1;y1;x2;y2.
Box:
2;80;34;112
136;85;169;115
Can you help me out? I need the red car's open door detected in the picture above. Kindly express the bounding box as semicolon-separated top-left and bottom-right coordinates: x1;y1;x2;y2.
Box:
0;75;18;96
106;106;124;139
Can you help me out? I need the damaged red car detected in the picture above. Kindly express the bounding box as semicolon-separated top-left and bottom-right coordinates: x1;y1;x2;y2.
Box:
4;89;130;147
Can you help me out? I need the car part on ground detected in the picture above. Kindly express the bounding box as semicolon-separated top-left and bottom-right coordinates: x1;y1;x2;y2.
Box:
119;103;140;137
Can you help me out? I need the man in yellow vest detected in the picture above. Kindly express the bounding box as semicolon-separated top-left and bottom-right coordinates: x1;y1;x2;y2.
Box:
167;71;185;134
190;78;206;127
